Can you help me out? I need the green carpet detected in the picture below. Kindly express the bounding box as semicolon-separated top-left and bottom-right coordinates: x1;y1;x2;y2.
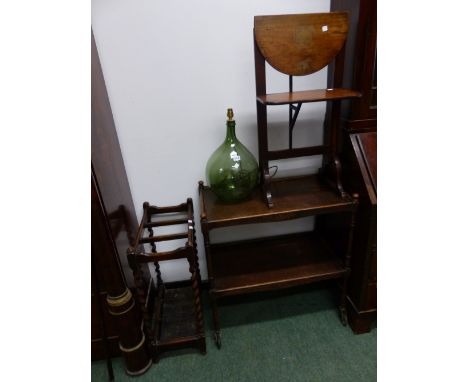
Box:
92;284;376;381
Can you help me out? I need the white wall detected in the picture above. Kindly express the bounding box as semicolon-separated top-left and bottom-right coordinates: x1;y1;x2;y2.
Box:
92;0;331;282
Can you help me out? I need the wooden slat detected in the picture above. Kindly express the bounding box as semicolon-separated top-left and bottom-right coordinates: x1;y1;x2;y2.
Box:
144;218;187;228
257;88;361;106
187;198;195;247
157;335;202;349
146;203;187;215
139;232;188;244
268;145;327;160
133;247;190;263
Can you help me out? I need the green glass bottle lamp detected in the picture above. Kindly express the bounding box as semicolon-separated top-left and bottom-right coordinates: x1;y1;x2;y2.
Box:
206;108;259;202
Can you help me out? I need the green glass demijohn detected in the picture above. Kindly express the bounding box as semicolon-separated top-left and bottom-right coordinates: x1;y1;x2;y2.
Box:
206;108;259;202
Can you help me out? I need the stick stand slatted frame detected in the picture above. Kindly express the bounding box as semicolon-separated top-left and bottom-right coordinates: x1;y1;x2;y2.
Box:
127;199;206;363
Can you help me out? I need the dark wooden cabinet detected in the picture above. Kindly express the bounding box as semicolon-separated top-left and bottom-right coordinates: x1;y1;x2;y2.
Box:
329;0;377;333
91;31;151;374
340;132;376;333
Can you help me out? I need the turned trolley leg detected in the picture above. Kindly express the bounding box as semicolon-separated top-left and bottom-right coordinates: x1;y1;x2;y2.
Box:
339;287;349;326
209;291;221;349
199;217;221;349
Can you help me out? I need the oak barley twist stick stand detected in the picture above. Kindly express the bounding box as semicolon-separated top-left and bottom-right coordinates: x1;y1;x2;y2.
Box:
127;198;206;364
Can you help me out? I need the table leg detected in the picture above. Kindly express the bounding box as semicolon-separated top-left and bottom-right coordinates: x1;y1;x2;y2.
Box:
209;291;221;349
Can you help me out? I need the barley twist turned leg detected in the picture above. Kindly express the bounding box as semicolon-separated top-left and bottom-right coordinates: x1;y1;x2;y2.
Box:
188;252;206;354
192;226;203;287
147;226;164;287
129;258;154;343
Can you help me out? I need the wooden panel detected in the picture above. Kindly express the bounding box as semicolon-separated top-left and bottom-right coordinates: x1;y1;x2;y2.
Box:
210;232;346;296
346;296;376;334
330;0;377;130
257;88;361;105
349;133;376;205
370;55;377;107
91;337;120;361
91;289;122;360
338;132;377;333
91;176;127;297
366;282;377;310
91;292;120;341
254;12;348;76
356;132;376;190
352;1;376;120
200;175;355;229
369;242;377;282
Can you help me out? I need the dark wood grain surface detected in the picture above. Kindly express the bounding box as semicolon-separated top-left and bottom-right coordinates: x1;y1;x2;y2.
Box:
254;12;349;76
254;12;358;207
199;175;355;229
356;132;376;191
330;0;377;131
199;177;359;346
257;88;361;105
210;232;346;297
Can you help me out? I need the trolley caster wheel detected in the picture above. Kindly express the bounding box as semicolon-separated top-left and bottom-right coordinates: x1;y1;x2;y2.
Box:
213;331;222;349
340;308;348;327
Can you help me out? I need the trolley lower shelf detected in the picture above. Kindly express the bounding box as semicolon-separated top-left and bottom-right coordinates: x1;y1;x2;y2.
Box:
210;231;346;298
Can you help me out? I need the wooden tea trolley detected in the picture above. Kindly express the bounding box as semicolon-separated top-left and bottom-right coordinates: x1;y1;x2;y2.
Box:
127;199;206;362
199;179;359;348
